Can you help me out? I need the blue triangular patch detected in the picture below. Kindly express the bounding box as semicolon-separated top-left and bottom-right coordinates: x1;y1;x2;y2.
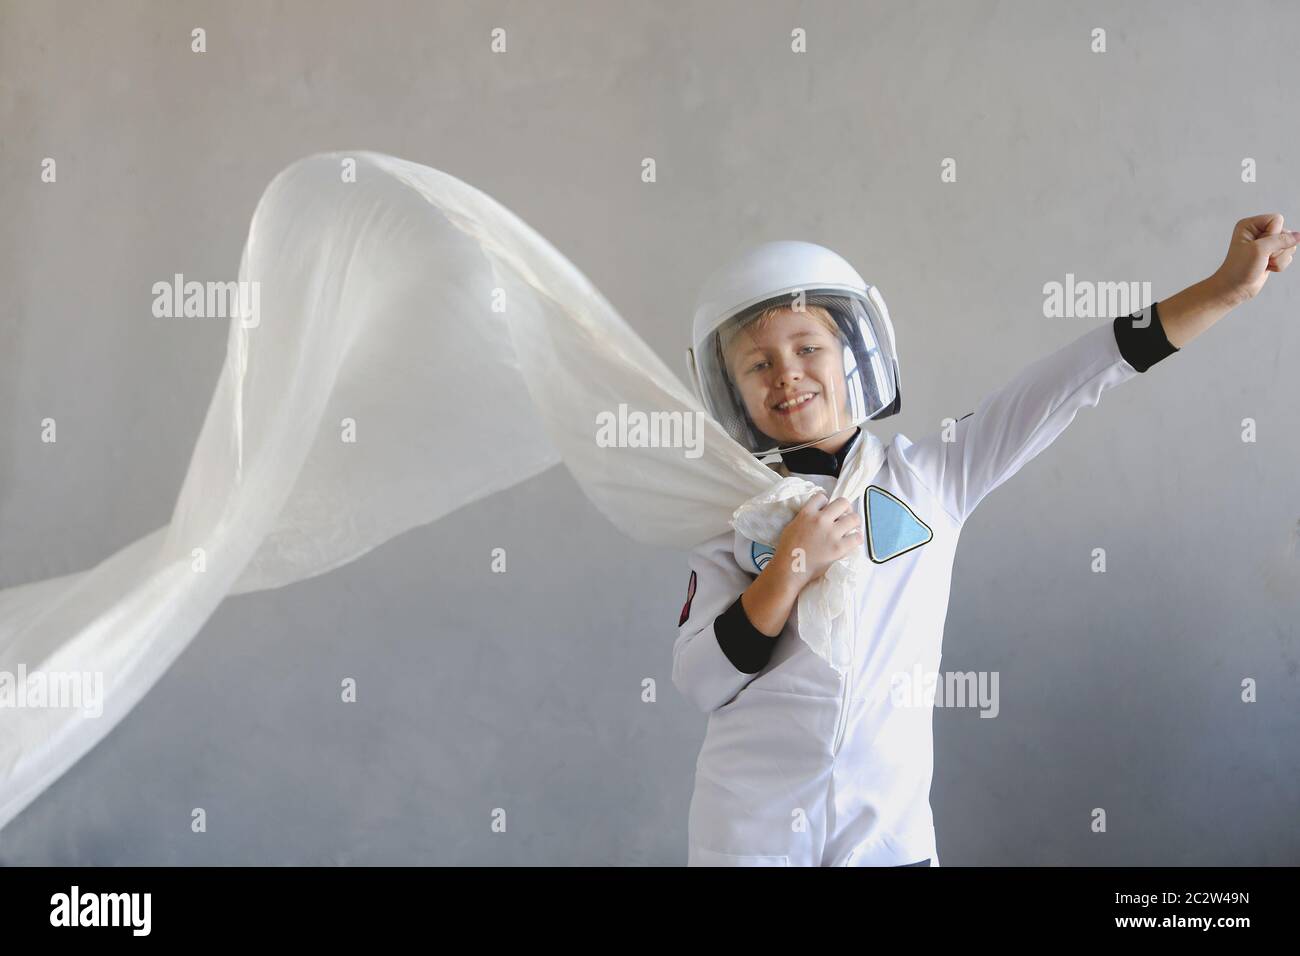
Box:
865;486;933;563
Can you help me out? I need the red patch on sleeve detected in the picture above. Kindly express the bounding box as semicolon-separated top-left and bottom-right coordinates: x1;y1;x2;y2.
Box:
678;570;698;626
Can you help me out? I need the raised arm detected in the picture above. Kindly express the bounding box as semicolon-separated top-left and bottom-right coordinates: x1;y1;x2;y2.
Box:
897;310;1167;525
899;214;1297;525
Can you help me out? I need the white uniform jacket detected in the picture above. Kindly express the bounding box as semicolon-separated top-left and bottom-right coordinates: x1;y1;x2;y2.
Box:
673;307;1179;866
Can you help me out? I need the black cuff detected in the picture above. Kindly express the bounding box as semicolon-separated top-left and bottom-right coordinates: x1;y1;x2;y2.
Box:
1112;300;1179;372
714;595;778;674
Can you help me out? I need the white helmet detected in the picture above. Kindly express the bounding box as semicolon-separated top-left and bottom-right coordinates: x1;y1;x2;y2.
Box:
687;240;901;456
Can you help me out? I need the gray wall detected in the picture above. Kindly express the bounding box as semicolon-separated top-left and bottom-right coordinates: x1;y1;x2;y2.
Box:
1;0;1296;864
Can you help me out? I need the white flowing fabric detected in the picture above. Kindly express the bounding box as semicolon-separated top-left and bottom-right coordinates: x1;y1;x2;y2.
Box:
0;151;884;832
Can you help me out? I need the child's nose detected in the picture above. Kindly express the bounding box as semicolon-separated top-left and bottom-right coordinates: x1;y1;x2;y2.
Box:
773;361;803;388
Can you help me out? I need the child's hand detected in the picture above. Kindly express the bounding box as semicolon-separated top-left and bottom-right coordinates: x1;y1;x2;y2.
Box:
772;493;864;588
1210;213;1299;307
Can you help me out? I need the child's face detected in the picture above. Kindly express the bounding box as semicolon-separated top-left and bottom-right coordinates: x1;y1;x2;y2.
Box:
723;308;851;447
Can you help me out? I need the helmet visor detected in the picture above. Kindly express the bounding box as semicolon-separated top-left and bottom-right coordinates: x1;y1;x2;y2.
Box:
693;290;898;456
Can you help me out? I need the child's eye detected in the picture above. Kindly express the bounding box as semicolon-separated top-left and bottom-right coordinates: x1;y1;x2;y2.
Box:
748;347;816;372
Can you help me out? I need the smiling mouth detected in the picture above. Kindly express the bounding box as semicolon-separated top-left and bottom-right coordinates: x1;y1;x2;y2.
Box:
771;392;819;414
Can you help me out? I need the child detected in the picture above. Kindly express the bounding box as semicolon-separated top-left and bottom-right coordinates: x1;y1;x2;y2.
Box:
674;219;1297;866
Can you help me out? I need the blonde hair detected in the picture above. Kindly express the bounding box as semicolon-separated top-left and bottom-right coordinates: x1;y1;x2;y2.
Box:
719;303;839;375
